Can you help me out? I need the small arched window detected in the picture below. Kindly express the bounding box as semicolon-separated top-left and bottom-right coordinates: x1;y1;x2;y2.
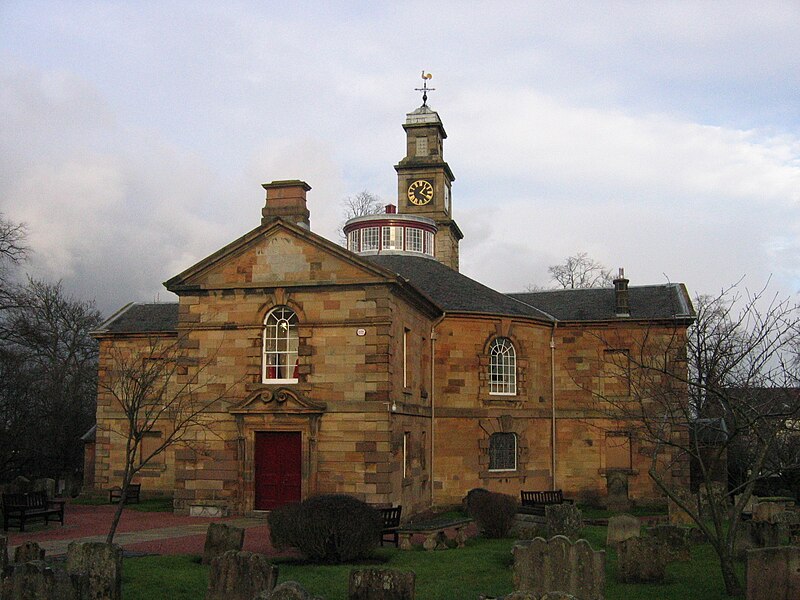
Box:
489;337;516;395
263;307;299;383
488;432;517;471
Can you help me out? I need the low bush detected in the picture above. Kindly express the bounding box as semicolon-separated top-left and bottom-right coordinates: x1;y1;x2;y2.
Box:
268;494;382;563
466;489;518;538
462;487;491;515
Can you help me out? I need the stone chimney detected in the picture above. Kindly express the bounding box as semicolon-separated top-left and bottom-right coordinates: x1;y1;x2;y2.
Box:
261;180;311;229
614;268;630;317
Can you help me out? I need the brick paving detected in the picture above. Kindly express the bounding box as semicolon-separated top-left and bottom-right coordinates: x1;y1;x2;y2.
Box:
3;502;275;557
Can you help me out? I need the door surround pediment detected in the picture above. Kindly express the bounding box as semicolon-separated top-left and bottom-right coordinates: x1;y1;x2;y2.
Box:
229;386;327;415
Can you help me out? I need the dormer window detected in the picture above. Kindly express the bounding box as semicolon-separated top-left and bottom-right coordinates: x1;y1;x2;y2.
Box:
263;307;299;384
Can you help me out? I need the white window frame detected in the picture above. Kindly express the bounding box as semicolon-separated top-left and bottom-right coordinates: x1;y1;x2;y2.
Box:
403;431;410;478
361;226;380;251
488;432;517;471
382;226;403;251
347;230;359;252
262;306;299;384
489;337;517;395
406;227;423;253
424;230;434;256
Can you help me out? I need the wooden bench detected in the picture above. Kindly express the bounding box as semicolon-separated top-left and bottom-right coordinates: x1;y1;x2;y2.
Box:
109;483;141;504
520;490;573;516
380;505;402;547
2;491;65;532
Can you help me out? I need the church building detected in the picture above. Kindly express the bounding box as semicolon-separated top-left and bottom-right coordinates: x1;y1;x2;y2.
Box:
91;97;694;516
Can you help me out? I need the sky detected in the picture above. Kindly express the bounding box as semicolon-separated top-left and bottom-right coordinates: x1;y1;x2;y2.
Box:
2;1;799;317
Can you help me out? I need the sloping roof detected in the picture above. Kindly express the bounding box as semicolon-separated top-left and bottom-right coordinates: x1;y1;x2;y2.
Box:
94;302;179;335
508;285;694;322
365;255;554;320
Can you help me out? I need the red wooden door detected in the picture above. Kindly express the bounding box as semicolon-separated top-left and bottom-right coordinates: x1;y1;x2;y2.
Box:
254;431;302;510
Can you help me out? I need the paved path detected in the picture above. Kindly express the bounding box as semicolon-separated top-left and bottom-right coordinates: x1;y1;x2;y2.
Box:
4;504;276;558
20;517;267;557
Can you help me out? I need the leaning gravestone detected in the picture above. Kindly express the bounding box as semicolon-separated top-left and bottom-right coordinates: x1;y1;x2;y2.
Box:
206;550;278;600
65;541;123;600
545;504;583;540
202;522;245;565
617;537;668;583
14;541;45;563
512;536;605;600
348;568;415;600
746;546;800;600
606;514;640;546
0;560;88;600
646;524;690;562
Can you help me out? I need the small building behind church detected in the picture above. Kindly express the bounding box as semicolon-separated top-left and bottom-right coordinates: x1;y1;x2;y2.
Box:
91;99;694;516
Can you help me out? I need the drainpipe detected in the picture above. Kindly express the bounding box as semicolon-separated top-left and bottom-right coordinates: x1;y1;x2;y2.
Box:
430;313;446;508
550;322;558;490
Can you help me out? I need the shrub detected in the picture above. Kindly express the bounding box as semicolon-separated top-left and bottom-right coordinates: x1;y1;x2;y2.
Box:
268;494;382;563
466;490;518;538
462;487;491;515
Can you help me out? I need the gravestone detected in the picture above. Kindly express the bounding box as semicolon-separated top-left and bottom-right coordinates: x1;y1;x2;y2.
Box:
32;478;57;499
667;489;696;526
65;541;123;600
202;522;245;565
734;521;782;559
0;535;7;571
0;560;88;600
5;475;32;494
753;502;784;524
698;483;728;518
256;581;323;599
617;537;668;583
606;514;640;546
14;541;45;563
206;550;278;600
545;504;583;540
512;536;605;600
746;546;800;600
735;493;758;518
509;513;545;540
646;524;690;561
348;568;415;600
605;471;631;512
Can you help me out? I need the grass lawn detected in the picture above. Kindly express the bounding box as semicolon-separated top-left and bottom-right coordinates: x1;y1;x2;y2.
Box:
123;524;744;599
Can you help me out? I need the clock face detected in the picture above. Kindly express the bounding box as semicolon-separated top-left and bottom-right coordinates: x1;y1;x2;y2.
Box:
407;179;434;206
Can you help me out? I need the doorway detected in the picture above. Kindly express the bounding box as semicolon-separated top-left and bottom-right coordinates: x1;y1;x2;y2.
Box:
254;431;302;510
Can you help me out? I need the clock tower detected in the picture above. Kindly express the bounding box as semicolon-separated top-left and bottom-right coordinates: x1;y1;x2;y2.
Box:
395;102;463;271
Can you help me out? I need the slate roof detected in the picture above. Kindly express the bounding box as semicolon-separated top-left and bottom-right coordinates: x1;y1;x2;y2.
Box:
508;286;694;322
94;302;179;335
365;255;553;320
97;258;692;335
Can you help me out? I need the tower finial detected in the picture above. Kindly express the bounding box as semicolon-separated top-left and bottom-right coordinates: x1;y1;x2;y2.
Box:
415;71;435;106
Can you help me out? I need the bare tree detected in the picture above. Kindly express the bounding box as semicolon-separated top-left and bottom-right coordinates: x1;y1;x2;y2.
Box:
0;213;27;310
592;284;800;596
0;279;100;483
98;333;231;543
548;252;613;289
342;190;384;220
339;190;384;244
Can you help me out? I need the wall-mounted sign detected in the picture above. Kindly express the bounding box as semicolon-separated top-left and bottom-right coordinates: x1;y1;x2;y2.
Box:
356;328;366;336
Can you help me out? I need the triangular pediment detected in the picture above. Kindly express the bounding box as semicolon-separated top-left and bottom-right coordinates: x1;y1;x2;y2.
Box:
229;387;327;414
165;219;396;292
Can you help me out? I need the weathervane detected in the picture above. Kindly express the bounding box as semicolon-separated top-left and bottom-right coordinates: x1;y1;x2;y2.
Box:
415;71;434;106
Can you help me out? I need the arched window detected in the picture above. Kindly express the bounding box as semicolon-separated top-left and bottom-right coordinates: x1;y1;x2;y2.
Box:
488;432;517;471
489;337;516;395
263;307;299;383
